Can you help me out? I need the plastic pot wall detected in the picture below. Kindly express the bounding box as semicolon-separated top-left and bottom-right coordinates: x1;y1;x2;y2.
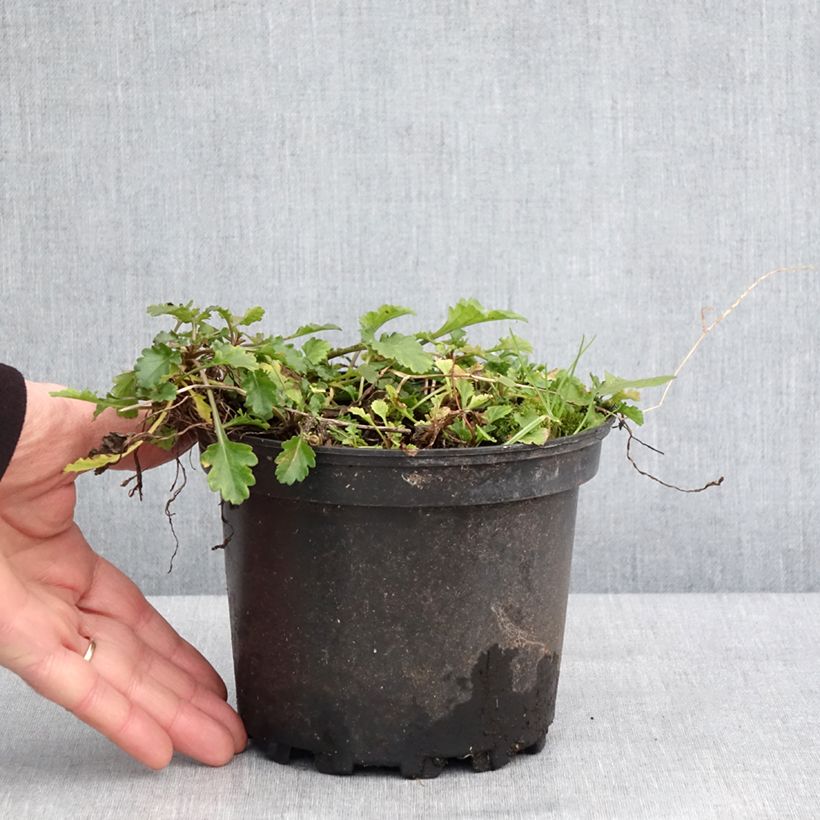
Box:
221;425;608;778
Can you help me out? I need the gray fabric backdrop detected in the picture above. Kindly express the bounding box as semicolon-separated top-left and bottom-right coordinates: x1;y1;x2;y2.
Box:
1;1;818;594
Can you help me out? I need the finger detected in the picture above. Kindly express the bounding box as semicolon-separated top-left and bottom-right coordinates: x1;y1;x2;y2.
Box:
81;557;229;700
22;646;174;770
82;612;246;754
79;636;236;766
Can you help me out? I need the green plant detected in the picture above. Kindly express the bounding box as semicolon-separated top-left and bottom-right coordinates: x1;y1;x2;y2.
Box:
53;299;671;505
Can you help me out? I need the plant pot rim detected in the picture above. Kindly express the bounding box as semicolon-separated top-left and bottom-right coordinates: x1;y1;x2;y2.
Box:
238;421;611;468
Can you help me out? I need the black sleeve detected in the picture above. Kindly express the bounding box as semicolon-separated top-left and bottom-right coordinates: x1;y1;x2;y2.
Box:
0;365;27;483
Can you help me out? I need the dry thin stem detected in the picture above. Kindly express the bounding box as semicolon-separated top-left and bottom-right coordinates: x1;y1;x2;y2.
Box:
645;264;816;414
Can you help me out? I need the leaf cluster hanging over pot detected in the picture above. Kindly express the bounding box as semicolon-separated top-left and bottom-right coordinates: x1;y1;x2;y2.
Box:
54;299;671;504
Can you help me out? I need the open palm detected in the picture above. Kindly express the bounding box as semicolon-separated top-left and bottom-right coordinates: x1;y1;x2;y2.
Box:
0;381;246;769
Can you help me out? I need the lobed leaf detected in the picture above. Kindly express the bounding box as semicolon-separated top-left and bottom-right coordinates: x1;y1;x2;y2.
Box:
371;333;434;374
429;299;526;339
285;323;342;340
200;439;258;505
359;305;415;340
302;338;331;365
596;372;673;396
135;345;182;388
147;302;199;323
275;435;316;485
211;342;259;370
241;371;279;420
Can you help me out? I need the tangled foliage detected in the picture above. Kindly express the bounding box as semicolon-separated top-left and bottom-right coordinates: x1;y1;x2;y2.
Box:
55;300;671;504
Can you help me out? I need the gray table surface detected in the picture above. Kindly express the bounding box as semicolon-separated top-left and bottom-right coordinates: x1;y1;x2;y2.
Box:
2;594;819;819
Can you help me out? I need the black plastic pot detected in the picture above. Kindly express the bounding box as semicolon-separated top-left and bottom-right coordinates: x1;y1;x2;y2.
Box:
221;424;609;778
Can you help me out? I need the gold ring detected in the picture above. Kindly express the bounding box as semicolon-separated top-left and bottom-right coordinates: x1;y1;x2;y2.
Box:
82;639;96;663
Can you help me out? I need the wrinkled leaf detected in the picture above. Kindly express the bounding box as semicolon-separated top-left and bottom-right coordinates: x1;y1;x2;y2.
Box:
223;413;271;430
147;302;198;323
135;345;182;388
275;435;316;485
507;412;550;445
241;370;278;420
371;333;434;374
359;305;415;340
488;332;534;354
370;399;390;424
483;404;513;425
285;323;341;340
211;343;259;370
302;338;331;365
200;439;258;505
146;382;178;402
597;372;673;396
235;306;265;326
429;299;525;339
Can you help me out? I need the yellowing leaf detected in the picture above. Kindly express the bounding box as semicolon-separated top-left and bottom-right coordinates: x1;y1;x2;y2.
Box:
191;391;212;423
63;440;145;473
433;358;468;377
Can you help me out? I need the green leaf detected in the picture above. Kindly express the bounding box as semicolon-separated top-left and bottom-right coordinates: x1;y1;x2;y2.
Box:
135;345;182;388
275;435;316;485
430;299;526;339
211;342;259;370
371;333;434;374
483;405;513;425
474;425;497;443
147;382;178;402
597;372;673;396
356;361;382;384
617;404;645;425
507;412;550;445
223;413;271;430
147;302;198;323
110;371;137;399
467;392;493;410
347;406;375;424
200;439;258;505
241;371;279;420
152;427;179;451
370;399;390;424
235;306;265;326
302;338;331;364
488;332;534;355
450;418;473;443
359;305;415;340
285;323;342;340
259;339;309;374
49;388;100;404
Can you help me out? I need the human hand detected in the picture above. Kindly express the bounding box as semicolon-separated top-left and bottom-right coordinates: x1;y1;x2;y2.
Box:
0;380;247;769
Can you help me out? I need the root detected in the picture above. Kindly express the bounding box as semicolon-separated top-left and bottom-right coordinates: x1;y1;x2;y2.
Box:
211;500;234;550
620;420;724;493
120;449;144;500
165;457;188;573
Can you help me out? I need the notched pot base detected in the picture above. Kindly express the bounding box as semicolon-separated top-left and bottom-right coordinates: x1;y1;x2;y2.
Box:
251;647;560;779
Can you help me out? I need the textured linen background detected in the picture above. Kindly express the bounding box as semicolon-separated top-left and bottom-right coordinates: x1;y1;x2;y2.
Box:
1;1;818;594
